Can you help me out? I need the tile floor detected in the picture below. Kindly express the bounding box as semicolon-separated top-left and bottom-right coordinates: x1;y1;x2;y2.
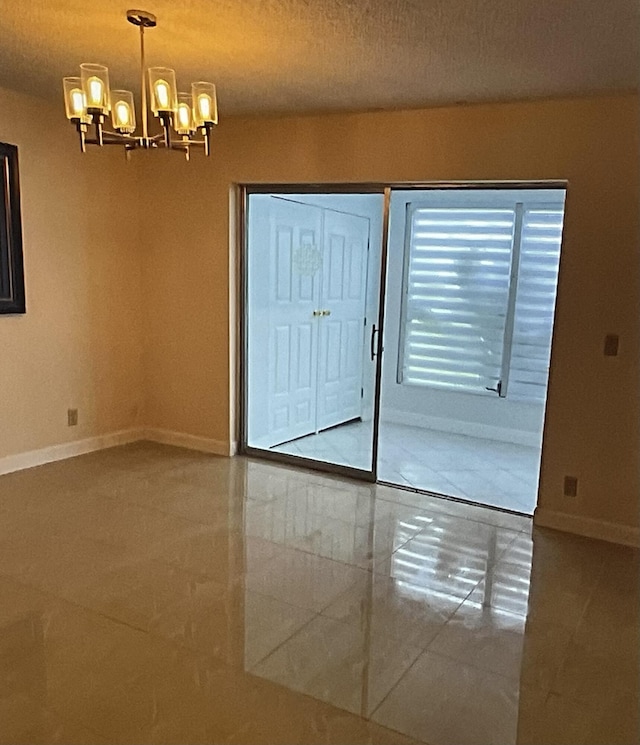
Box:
0;442;638;745
272;421;541;514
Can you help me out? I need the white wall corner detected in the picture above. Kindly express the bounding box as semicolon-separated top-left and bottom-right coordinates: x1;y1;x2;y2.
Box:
534;507;640;548
0;428;145;476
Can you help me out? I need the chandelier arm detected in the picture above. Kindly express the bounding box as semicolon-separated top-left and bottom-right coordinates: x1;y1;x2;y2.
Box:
103;130;136;142
85;131;140;146
74;121;88;153
166;138;203;148
165;126;213;156
159;115;173;148
84;140;132;147
94;116;104;146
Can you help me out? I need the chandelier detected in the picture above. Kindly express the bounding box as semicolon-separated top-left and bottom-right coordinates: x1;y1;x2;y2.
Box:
62;9;218;160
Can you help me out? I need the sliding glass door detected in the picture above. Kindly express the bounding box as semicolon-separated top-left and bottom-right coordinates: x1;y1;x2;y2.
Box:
240;182;565;513
242;189;388;479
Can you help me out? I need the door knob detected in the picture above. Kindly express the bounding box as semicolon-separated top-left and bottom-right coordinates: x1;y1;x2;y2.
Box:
322;309;331;316
312;310;322;317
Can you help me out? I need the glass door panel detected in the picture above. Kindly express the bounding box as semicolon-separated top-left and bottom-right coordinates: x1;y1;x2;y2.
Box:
378;187;565;514
244;191;386;477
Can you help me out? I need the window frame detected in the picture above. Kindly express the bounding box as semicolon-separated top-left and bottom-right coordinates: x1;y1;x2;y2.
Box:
396;189;565;402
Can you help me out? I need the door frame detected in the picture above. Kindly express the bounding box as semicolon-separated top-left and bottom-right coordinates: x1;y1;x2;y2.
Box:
238;183;390;482
236;180;567;489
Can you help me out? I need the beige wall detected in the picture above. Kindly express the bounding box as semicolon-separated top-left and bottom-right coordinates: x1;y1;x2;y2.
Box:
0;87;636;533
0;87;143;459
140;94;639;530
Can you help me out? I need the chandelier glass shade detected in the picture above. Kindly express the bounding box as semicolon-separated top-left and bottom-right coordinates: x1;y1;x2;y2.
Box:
62;9;218;159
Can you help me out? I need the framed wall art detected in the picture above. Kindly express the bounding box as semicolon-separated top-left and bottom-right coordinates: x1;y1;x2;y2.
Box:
0;142;25;315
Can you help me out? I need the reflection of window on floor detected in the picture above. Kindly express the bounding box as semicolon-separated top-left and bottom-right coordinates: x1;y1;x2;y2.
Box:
388;515;531;616
398;193;565;402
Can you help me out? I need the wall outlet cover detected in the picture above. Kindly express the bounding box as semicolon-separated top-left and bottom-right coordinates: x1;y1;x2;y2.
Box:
563;475;578;497
604;334;619;356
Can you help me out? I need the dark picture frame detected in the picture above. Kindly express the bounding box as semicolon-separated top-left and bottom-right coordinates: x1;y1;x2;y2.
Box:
0;142;25;314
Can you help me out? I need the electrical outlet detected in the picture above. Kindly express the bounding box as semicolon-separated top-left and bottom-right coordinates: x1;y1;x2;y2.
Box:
67;408;78;427
563;476;578;497
604;334;619;356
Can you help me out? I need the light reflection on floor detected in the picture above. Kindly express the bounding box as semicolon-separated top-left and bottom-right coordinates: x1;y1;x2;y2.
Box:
0;442;637;744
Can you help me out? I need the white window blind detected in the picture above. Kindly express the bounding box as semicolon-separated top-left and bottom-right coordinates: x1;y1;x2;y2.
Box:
508;207;564;401
398;195;564;402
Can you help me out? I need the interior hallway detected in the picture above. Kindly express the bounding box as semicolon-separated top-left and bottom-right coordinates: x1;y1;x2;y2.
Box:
272;421;540;513
0;442;637;745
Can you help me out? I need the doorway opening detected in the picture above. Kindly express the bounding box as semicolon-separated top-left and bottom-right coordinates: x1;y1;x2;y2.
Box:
240;183;566;515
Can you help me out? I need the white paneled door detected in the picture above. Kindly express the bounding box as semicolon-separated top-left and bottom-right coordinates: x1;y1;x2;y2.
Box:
265;198;323;446
248;196;370;449
316;209;370;430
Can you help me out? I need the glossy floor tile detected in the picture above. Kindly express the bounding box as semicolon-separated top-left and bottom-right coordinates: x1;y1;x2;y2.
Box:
0;442;637;745
271;421;541;514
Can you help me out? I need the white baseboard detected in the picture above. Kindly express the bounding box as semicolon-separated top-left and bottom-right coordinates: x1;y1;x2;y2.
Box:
382;409;541;447
0;428;144;476
143;428;232;457
534;507;640;548
0;427;234;477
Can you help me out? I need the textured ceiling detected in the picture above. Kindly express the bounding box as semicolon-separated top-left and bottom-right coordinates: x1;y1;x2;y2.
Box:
0;0;637;115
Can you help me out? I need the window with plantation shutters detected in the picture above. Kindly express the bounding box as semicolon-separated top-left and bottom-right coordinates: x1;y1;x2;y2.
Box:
398;192;564;402
508;206;564;401
399;206;514;393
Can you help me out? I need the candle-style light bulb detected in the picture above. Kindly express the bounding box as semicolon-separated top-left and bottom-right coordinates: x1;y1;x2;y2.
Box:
115;102;130;127
191;82;217;127
63;76;89;121
175;92;193;135
80;64;110;114
197;94;211;121
148;67;178;115
154;80;170;110
71;89;85;116
177;104;190;128
87;77;103;107
110;90;136;134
